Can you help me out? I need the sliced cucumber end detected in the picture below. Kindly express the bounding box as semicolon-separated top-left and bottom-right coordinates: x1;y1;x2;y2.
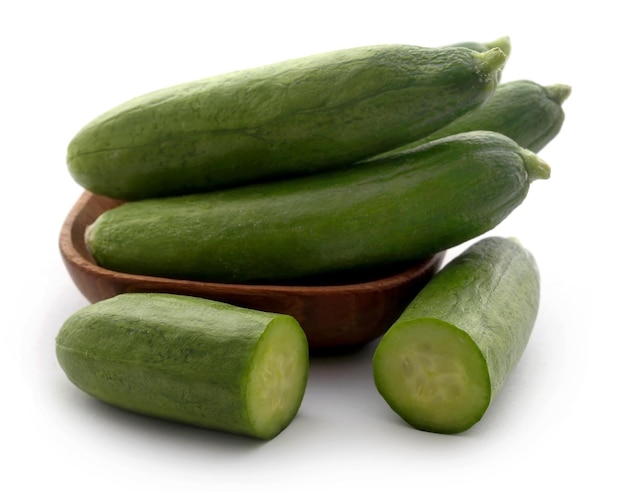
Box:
246;316;309;439
373;318;491;434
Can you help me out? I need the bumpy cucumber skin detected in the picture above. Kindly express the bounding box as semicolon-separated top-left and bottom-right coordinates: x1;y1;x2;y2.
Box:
398;236;540;400
373;80;570;157
86;131;549;284
55;293;309;440
67;45;504;200
374;236;540;433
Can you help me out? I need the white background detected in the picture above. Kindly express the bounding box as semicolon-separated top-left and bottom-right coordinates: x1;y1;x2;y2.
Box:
4;1;623;490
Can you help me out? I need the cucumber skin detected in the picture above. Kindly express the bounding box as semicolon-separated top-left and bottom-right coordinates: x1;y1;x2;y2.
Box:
395;236;540;399
86;131;549;284
55;293;308;439
373;80;570;157
67;45;503;200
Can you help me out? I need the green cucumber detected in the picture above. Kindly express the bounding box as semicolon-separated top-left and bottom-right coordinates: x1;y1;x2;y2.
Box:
67;45;505;200
373;236;540;434
55;293;309;440
85;131;550;284
372;80;571;157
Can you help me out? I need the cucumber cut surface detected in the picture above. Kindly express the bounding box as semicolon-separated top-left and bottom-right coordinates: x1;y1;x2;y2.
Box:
373;318;491;434
246;316;309;439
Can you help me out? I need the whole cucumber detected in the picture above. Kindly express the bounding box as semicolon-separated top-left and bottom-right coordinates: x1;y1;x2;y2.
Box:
85;131;550;284
56;293;309;440
375;80;570;155
67;45;505;200
373;236;541;434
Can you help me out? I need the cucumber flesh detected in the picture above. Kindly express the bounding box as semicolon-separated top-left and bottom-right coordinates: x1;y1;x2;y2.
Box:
373;318;491;434
246;316;309;439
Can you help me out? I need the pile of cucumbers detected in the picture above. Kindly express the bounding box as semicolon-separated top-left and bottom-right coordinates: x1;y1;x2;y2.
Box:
57;37;569;438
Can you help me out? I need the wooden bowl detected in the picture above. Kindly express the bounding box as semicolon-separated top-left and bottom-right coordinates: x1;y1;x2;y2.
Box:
59;192;445;352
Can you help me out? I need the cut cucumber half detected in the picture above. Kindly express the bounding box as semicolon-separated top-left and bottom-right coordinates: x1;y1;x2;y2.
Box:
56;293;310;440
373;236;540;434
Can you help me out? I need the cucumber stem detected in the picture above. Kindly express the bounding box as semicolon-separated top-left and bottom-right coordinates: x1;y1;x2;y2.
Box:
473;48;507;82
484;36;511;57
520;148;551;181
545;84;572;105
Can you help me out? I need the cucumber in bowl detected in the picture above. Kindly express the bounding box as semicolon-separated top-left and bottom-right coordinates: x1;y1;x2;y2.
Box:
85;131;550;284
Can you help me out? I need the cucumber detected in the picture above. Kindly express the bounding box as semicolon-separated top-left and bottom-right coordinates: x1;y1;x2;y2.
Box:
372;80;571;158
85;131;550;284
55;293;309;440
67;45;506;200
372;236;540;434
